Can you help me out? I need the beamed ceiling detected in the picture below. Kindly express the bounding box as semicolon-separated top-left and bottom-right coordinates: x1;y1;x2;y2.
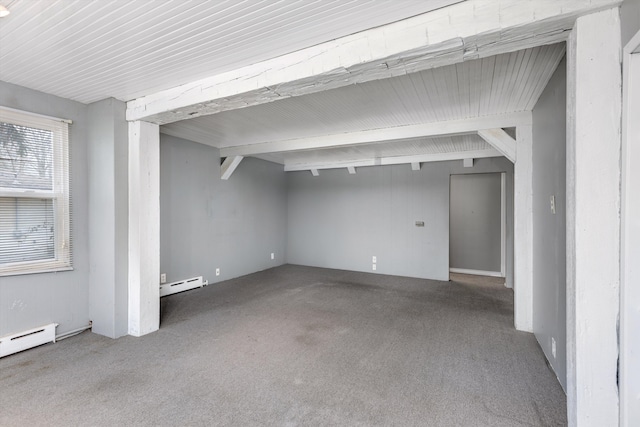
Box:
162;43;565;170
0;0;583;174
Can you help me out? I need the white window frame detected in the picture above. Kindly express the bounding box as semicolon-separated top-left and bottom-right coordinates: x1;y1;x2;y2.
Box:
0;106;72;276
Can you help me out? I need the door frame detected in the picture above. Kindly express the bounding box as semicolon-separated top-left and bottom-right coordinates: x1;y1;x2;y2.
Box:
449;171;507;278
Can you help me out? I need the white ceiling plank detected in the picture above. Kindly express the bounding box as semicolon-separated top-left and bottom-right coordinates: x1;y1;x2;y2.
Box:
284;148;501;172
161;44;563;150
477;128;517;163
1;0;464;104
126;0;618;124
220;156;244;180
219;112;531;158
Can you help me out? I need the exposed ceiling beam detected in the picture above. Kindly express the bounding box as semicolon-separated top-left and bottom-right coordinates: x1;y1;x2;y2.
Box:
127;0;618;125
220;156;243;180
283;148;501;172
478;128;517;163
220;112;531;158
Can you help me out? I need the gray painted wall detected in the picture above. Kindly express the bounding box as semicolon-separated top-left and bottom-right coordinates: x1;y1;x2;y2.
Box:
622;0;640;47
287;158;513;282
450;173;502;273
160;134;287;285
532;58;567;391
87;98;129;338
0;81;90;337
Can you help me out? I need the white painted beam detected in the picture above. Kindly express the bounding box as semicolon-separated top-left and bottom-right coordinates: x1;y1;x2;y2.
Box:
514;125;533;333
566;8;621;427
347;166;356;175
284;148;501;172
220;156;243;180
478;128;517;163
411;162;421;171
128;121;160;337
127;0;619;125
222;113;530;158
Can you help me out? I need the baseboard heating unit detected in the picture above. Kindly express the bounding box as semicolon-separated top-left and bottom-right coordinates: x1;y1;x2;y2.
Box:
0;323;58;358
160;276;208;297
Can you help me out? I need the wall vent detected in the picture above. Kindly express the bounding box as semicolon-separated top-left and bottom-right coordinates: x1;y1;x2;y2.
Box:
0;323;58;358
160;276;207;297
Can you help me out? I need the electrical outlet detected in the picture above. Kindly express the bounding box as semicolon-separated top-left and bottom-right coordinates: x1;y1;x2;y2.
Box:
550;195;556;215
372;264;377;271
551;337;556;359
372;256;377;263
216;268;220;276
271;252;275;260
160;273;166;284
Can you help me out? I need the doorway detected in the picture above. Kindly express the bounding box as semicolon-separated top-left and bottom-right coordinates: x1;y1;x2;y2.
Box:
449;172;506;278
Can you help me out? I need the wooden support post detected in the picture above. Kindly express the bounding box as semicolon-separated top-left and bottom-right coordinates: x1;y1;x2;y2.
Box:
566;8;621;426
128;121;160;337
514;123;533;333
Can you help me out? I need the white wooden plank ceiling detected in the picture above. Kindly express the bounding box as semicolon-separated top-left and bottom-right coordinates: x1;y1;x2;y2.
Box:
0;0;460;104
161;43;564;170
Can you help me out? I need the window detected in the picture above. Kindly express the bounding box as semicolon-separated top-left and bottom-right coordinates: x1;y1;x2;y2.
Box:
0;107;71;276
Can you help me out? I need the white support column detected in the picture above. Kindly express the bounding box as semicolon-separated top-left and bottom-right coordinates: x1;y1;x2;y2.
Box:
620;31;640;427
514;124;533;332
128;121;160;337
566;8;621;427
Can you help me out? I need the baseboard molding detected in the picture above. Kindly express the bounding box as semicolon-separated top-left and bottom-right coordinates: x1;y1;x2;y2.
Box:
449;268;503;278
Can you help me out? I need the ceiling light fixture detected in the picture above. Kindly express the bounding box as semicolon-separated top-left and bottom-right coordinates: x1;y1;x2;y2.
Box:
0;5;10;17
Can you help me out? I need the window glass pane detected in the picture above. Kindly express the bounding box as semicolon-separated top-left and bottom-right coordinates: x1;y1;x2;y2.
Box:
0;122;53;190
0;197;55;265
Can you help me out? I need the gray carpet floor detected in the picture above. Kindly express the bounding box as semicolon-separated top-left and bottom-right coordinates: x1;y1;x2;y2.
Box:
0;265;567;426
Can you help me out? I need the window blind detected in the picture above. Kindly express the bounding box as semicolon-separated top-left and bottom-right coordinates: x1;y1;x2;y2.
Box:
0;107;72;276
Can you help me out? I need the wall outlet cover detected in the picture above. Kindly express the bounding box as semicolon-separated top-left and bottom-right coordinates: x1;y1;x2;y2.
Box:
215;268;220;276
372;264;377;271
271;253;275;260
551;337;557;358
160;273;166;284
372;256;377;263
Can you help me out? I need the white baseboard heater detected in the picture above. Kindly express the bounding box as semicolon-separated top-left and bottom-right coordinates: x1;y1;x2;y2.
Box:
0;323;58;358
160;276;208;297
